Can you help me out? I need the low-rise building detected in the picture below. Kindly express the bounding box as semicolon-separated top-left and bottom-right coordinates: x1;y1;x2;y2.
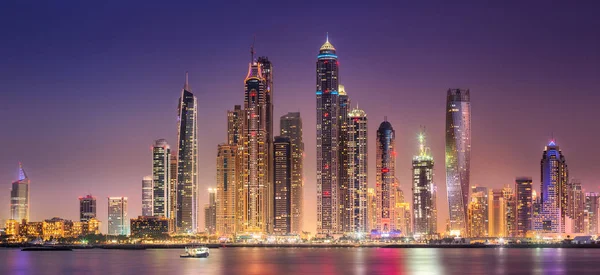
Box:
130;216;173;238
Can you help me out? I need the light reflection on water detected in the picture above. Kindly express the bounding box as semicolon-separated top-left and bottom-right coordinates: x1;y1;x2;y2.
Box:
0;247;598;275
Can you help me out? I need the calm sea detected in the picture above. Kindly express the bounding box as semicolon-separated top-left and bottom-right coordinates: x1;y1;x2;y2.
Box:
1;247;598;275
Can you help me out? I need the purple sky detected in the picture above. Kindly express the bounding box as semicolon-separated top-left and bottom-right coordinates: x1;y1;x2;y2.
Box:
1;1;599;233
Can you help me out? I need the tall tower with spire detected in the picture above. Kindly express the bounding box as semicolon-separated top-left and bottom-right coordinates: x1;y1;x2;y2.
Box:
376;119;398;232
316;34;341;235
11;163;30;222
412;129;437;236
176;72;199;233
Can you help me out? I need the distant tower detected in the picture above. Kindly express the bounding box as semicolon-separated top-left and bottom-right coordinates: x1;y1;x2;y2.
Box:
216;144;240;236
347;107;368;234
280;112;304;234
152;139;171;217
204;188;217;234
338;85;352;233
471;186;488;236
568;181;585;233
257;55;275;234
445;88;471;235
538;141;568;233
273;136;292;234
412;130;437;236
79;194;97;222
176;72;199;233
168;153;178;220
316;34;341;235
367;188;377;231
514;177;533;237
107;197;129;236
585;193;600;234
142;176;153;217
10;163;30;222
376;119;397;232
488;189;506;237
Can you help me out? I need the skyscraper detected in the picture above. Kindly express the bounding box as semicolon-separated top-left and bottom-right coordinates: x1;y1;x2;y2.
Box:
204;188;216;234
169;153;178;221
467;195;486;237
445;89;471;235
152;139;170;217
514;177;533;237
503;186;516;237
338;85;352;233
257;56;275;234
280;112;304;234
273;136;292;234
10;163;30;222
79;194;97;222
568;181;585;233
108;197;128;236
176;72;198;233
471;186;489;236
347;107;368;234
142;176;153;217
367;188;377;232
488;189;506;237
585;193;599;235
538;141;568;233
376;119;397;232
316;35;340;235
242;53;270;233
216;144;240;236
412;130;437;237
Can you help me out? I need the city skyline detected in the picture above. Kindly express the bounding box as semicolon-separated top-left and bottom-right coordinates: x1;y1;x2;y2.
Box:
1;2;599;235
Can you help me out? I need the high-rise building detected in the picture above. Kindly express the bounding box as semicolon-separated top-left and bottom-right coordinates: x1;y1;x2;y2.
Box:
412;131;437;237
280;112;304;234
316;35;340;235
258;56;275;234
367;188;377;232
79;194;97;222
107;197;128;236
488;189;506;237
142;176;153;217
471;186;489;236
204;188;216;234
467;195;486;237
538;141;568;233
273;136;292;234
10;163;30;222
376;119;397;232
514;178;533;237
585;193;599;235
338;85;352;233
176;72;199;233
395;188;411;236
568;181;585;233
241;53;271;234
503;186;516;237
152;139;170;217
445;89;471;235
169;153;178;221
216;144;239;237
346;107;368;234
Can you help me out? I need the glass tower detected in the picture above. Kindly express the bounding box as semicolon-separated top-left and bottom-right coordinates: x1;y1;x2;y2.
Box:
152;139;170;217
10;163;30;222
347;107;368;234
79;194;97;222
376;119;397;232
142;176;153;217
538;141;568;233
176;72;198;233
445;89;471;235
108;197;129;236
412;131;437;236
280;112;304;234
273;136;292;234
316;35;340;235
514;177;533;237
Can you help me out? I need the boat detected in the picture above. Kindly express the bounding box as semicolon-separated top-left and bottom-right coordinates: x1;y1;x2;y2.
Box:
180;246;209;258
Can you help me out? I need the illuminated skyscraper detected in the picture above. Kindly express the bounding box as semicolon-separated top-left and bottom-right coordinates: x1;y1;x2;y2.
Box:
152;139;170;217
273;136;292;234
395;188;411;236
79;194;97;222
503;186;516;237
568;181;585;233
488;189;506;237
280;112;304;234
142;176;153;217
412;130;437;236
585;193;599;234
538;141;568;233
316;34;340;235
338;85;352;233
204;188;216;234
376;119;397;232
471;186;489;236
108;197;128;236
169;153;177;220
176;72;198;233
467;196;486;237
347;107;368;234
514;178;533;237
445;89;471;235
367;188;377;231
216;144;240;236
242;53;270;233
258;56;275;234
10;163;30;222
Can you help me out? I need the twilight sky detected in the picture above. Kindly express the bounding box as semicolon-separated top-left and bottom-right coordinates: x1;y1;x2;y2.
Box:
1;1;599;233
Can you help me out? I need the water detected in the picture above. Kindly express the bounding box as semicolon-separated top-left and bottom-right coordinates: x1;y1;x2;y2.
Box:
1;247;598;274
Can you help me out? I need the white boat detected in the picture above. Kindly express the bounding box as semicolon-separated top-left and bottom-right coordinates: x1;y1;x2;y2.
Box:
180;246;209;258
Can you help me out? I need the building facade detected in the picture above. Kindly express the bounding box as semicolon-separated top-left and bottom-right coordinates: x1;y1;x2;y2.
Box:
538;141;568;233
152;139;170;217
471;186;489;236
216;144;239;236
130;216;173;237
568;181;585;233
204;188;217;234
176;72;199;233
10;163;30;222
412;131;437;237
79;194;97;222
514;178;533;237
445;89;471;235
316;35;340;235
142;176;153;217
273;136;292;234
280;112;304;234
488;189;506;237
107;197;129;236
376;120;397;232
346;108;368;234
585;192;599;235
